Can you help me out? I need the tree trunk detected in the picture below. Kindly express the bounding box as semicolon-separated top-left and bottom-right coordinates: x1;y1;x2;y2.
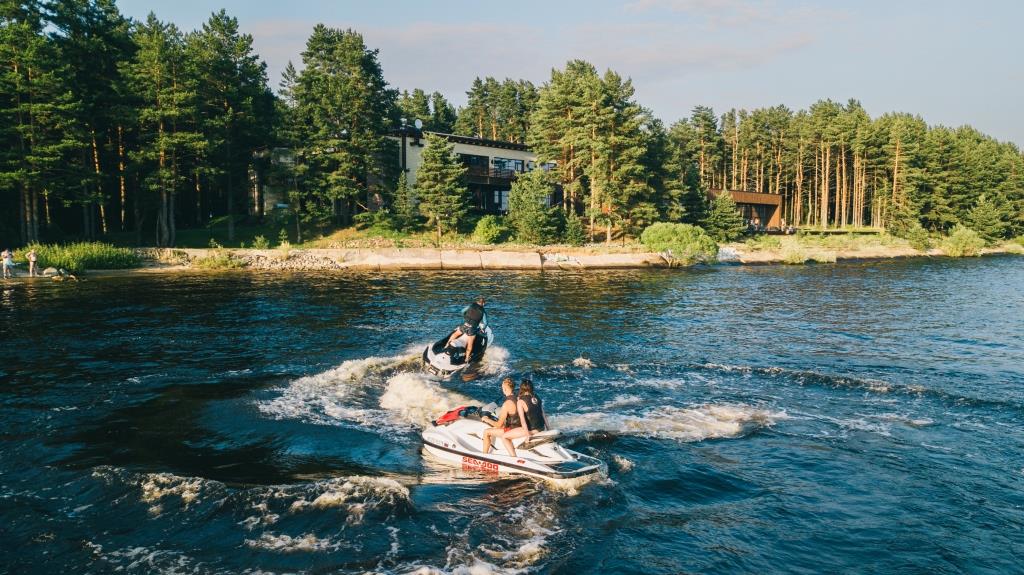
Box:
118;125;127;231
226;138;235;242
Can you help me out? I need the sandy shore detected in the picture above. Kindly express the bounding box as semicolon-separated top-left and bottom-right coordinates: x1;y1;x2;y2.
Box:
5;244;1015;279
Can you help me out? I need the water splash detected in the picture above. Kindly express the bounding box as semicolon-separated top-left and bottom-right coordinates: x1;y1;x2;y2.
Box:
550;404;787;442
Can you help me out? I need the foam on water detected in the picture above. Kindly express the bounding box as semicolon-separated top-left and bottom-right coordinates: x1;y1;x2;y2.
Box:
257;350;419;429
244;533;342;553
572;357;595;368
288;476;410;525
379;372;475;427
550;403;787;442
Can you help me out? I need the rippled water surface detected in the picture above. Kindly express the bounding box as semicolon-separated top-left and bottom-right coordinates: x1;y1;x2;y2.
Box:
1;257;1023;574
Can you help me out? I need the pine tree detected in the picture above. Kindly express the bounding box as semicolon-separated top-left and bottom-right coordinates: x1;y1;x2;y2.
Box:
507;168;558;244
428;92;457;133
393;171;418;231
398;88;430;125
0;5;83;244
188;10;273;240
289;25;397;229
965;193;1007;244
701;192;745;242
415;134;466;240
121;14;204;247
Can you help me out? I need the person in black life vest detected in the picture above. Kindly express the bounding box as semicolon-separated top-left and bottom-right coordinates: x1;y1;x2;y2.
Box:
482;377;519;454
499;378;546;457
446;296;487;364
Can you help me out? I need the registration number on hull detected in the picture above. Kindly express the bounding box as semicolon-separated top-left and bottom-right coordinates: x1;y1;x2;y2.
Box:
461;456;499;474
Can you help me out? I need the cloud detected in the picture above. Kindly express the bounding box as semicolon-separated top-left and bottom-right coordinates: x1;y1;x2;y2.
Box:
623;0;845;29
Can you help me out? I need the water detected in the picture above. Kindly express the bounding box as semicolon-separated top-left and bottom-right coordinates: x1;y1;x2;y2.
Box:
1;257;1022;574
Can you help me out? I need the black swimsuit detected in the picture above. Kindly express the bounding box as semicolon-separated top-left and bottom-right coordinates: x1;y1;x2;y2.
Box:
520;393;545;431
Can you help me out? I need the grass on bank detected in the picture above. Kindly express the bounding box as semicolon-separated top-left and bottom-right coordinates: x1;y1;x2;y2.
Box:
14;242;140;273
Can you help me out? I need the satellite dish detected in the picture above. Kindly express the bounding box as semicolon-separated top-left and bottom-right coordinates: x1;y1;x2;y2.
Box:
414;118;423;130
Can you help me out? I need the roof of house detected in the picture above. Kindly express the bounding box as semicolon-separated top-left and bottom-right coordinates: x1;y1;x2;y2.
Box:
389;129;531;152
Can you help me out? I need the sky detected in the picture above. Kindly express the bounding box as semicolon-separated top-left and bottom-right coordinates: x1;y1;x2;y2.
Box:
115;0;1024;146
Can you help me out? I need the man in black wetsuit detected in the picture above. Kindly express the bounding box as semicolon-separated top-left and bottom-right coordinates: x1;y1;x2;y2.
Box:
446;296;487;363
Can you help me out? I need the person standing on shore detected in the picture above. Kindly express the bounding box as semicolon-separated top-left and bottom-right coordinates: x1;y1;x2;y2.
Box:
27;249;37;277
1;248;13;279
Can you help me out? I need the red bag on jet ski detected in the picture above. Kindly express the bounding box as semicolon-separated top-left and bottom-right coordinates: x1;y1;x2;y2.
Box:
434;406;468;426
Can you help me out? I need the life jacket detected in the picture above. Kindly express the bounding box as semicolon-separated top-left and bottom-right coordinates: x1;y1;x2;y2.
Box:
501;394;521;428
520;393;545;432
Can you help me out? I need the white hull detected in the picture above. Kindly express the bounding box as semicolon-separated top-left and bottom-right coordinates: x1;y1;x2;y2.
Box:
421;417;604;483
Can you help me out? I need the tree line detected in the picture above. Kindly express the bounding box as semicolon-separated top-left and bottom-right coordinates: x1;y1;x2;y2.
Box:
2;1;1022;249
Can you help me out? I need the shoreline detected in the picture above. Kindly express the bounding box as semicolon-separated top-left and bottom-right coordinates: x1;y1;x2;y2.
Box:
4;244;1020;279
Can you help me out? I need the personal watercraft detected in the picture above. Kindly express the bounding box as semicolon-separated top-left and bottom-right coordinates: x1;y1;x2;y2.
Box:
421;325;493;379
421;404;605;482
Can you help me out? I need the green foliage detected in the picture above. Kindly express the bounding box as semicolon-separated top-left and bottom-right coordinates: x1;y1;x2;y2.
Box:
745;235;782;251
942;224;985;257
392;172;419;231
415;134;468;238
640;223;718;265
1014;236;1024;248
251;235;270;249
194;249;246;269
965;194;1007;245
354;209;404;239
15;243;140;273
283;25;397;229
471;215;507;244
507;169;559;244
563;211;587;246
904;223;932;251
701;193;746;242
278;228;289;245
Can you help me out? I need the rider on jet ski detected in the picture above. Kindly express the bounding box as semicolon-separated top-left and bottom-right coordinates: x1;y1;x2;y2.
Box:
446;296;487;361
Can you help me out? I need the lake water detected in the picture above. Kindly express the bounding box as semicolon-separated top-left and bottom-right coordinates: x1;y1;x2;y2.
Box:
1;257;1022;574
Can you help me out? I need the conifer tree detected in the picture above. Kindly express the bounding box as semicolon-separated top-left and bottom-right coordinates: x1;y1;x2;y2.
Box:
965;193;1007;244
415;134;466;240
392;171;418;231
429;92;457;133
289;25;396;229
701;192;745;242
121;14;204;247
507;168;558;244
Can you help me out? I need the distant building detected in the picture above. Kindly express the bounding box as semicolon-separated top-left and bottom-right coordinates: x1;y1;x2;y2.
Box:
389;130;554;214
708;189;783;229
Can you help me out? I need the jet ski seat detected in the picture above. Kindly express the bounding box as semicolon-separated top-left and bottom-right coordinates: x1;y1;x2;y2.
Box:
516;429;561;450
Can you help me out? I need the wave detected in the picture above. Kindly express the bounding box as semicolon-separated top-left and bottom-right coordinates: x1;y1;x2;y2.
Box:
550;403;786;442
694;362;1024;411
92;466;412;528
379;372;474;427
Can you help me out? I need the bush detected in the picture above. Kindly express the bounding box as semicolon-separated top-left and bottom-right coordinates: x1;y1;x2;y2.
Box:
942;224;985;257
472;215;506;244
640;223;718;265
194;250;246;270
15;242;140;273
252;235;270;249
904;223;932;251
1014;236;1024;248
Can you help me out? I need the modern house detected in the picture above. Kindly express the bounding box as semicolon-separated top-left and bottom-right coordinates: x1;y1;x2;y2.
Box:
390;130;553;214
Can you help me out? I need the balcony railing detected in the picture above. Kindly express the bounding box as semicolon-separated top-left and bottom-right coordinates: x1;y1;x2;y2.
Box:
464;165;519;182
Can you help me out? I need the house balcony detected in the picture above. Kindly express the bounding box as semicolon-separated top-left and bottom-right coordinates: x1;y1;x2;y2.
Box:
464;165;520;186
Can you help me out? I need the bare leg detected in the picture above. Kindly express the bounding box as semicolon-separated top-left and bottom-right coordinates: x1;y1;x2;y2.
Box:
500;427;530;457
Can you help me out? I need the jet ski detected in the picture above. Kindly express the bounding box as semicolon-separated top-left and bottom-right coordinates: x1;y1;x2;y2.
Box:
422;404;605;482
421;325;493;379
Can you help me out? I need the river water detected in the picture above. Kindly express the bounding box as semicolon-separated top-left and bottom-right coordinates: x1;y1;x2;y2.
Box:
1;257;1022;574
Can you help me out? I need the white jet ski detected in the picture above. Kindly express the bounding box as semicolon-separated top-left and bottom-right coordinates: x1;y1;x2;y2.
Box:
422;404;605;482
422;325;493;379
